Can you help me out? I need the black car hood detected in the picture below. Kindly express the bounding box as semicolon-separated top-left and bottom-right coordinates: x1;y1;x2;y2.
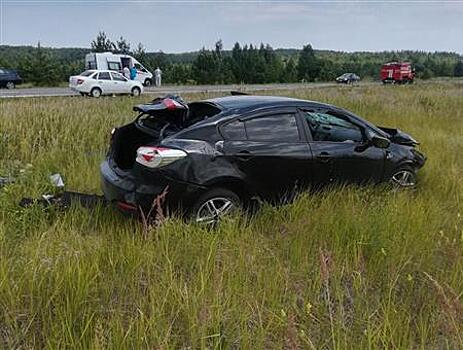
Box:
378;126;419;146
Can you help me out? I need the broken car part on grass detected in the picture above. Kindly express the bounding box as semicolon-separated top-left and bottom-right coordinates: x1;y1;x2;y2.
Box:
7;173;107;210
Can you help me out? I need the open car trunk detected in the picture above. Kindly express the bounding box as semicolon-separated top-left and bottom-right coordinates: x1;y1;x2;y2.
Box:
111;96;222;170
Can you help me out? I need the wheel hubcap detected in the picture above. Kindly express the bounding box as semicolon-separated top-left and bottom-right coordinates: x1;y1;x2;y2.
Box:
391;170;416;187
6;82;14;89
196;197;235;224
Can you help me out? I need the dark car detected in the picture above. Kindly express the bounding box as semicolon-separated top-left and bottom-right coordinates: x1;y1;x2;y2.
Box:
336;73;360;84
101;95;426;223
0;68;22;89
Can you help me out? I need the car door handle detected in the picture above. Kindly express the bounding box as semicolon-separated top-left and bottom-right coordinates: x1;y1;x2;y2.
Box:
236;150;252;161
317;152;331;163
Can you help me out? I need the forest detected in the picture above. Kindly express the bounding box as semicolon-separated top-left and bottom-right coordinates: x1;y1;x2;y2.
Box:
1;32;462;86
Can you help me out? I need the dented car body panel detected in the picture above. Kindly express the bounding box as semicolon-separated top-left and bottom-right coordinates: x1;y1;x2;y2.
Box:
101;95;426;213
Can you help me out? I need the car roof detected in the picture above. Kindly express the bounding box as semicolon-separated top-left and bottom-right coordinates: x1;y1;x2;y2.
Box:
204;95;331;112
174;94;388;138
83;70;120;73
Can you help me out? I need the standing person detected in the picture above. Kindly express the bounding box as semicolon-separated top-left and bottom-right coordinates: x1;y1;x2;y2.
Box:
154;67;162;87
123;66;130;79
130;65;137;80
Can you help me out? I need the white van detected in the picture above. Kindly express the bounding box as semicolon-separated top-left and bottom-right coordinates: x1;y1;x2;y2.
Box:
85;52;153;86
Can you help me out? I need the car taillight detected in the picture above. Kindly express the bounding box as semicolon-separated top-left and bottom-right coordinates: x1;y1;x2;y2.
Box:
77;79;84;85
136;146;187;168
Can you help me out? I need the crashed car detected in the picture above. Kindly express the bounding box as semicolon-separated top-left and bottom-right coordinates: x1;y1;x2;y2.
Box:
101;95;426;223
336;73;360;84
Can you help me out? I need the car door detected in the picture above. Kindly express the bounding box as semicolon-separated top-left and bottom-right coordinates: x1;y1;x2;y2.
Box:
301;109;386;185
96;71;114;94
220;108;313;202
134;63;148;84
110;72;129;94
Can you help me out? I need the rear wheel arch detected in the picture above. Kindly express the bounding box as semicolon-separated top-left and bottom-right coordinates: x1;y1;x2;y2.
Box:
192;178;254;206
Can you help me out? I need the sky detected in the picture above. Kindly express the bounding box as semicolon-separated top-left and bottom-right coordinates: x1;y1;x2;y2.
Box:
1;0;463;53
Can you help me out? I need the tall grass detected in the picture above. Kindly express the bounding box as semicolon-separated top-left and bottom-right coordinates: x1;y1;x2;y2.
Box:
0;82;462;349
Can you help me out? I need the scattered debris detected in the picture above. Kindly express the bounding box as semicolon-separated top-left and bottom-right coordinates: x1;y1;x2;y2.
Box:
19;191;107;210
0;176;14;188
49;173;65;188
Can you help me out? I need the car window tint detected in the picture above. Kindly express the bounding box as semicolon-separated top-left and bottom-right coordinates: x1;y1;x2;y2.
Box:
111;72;127;81
304;111;363;142
98;72;111;80
221;120;246;140
245;114;299;141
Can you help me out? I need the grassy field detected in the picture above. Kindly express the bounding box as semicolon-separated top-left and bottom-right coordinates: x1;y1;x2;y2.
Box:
0;81;462;349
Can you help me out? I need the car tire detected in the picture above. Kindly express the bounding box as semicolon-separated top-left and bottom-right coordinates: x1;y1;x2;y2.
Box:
144;79;152;87
79;92;87;96
90;87;102;98
390;165;417;188
131;87;141;97
6;81;15;89
191;188;241;225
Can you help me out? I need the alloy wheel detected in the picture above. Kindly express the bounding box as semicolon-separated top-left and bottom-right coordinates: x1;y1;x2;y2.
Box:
195;197;235;224
391;170;416;187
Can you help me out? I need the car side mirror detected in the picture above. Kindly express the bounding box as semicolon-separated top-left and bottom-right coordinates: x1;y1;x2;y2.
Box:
371;136;390;149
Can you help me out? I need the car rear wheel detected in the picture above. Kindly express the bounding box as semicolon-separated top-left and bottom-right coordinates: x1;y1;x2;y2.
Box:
6;81;15;89
131;87;141;97
144;79;152;87
90;87;102;98
192;188;241;225
390;166;417;188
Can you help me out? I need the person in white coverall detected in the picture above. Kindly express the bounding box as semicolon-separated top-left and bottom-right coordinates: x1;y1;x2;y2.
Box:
123;66;130;79
154;67;162;87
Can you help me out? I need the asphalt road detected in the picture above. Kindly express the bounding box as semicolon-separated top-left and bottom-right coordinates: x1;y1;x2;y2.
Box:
0;82;345;98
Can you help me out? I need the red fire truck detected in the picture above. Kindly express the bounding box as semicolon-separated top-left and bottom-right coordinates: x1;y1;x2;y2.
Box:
380;62;415;84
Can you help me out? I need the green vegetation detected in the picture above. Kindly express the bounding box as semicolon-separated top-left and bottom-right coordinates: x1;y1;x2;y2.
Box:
0;81;462;348
1;34;462;86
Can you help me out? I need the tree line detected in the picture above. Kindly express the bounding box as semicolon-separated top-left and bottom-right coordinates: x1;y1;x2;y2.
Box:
0;31;462;86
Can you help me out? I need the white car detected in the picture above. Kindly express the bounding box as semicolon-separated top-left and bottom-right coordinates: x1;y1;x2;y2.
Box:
69;70;144;98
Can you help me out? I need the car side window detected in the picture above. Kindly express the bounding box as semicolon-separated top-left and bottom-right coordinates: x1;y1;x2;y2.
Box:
221;120;247;140
134;63;147;72
107;62;121;71
111;72;127;81
304;111;364;142
245;114;300;142
98;72;111;80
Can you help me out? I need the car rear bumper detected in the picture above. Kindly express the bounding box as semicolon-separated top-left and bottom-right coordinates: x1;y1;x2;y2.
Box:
100;160;203;213
69;84;86;93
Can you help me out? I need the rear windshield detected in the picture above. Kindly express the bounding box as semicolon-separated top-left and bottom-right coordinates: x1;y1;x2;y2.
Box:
137;101;222;139
80;70;95;77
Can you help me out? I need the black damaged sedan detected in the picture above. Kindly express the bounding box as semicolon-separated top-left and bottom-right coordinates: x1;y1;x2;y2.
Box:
101;95;426;223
